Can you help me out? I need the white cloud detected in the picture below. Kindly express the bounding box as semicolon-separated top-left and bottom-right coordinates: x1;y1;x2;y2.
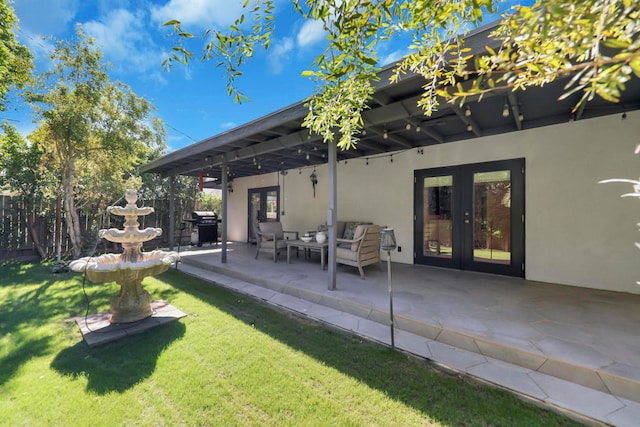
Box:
220;121;236;130
13;0;79;36
267;37;294;75
296;20;325;47
150;0;244;29
379;49;409;67
20;31;56;65
83;8;164;74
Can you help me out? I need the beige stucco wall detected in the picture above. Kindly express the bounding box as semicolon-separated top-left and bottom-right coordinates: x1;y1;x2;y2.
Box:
226;111;640;294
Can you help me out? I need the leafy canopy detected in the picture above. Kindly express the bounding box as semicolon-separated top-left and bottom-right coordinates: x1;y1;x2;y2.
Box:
162;0;640;150
25;26;167;257
0;0;33;111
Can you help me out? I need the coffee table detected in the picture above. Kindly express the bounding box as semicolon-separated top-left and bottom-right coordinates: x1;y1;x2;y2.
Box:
286;239;328;269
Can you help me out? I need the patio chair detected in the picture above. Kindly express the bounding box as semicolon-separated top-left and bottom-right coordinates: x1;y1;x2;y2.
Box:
336;225;384;279
254;221;298;262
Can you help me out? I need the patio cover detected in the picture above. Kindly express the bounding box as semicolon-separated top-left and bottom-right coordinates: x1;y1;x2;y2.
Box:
141;20;640;289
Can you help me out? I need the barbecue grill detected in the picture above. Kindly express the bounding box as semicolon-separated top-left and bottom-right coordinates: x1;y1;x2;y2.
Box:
188;211;220;246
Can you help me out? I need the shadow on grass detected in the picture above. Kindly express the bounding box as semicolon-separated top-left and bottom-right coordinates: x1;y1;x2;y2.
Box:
0;261;181;392
160;270;577;427
51;320;185;394
0;263;98;386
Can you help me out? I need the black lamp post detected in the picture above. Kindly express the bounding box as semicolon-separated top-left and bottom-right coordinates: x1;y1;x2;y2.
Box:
380;228;397;348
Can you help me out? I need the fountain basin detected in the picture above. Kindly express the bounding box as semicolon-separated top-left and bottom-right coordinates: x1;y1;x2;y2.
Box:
70;250;180;323
70;250;179;281
99;227;162;244
107;205;155;216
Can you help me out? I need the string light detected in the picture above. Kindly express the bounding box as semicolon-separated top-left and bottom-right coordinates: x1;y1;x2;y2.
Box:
306;152;310;161
465;105;471;117
502;99;510;118
467;123;473;132
416;125;421;133
383;128;388;139
405;123;411;131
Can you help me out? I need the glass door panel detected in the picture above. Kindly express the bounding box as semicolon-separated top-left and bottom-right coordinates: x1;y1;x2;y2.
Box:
472;171;511;264
248;186;279;242
423;176;453;258
415;159;524;277
265;190;278;220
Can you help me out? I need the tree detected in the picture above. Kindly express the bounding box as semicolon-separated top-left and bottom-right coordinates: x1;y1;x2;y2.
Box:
163;0;639;149
25;27;166;258
0;122;50;257
0;0;33;111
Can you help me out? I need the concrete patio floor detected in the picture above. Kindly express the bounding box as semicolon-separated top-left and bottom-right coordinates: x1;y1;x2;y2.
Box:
173;241;640;426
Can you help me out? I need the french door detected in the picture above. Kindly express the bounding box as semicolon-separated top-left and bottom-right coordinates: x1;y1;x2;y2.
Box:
248;186;279;242
414;159;525;277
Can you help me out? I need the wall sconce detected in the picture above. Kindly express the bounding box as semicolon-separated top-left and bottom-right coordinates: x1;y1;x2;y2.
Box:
380;228;397;348
310;169;318;198
227;180;233;193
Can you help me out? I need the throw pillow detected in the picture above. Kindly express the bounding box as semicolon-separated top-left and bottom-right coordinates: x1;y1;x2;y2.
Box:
342;222;359;240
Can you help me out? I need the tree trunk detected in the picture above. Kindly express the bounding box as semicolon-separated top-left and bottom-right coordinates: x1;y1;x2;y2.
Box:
26;216;47;259
55;195;62;262
63;159;83;259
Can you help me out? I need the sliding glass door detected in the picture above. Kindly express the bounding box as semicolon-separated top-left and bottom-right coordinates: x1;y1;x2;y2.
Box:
414;159;524;277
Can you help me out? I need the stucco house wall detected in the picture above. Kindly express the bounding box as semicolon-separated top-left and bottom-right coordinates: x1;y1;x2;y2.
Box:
225;111;640;294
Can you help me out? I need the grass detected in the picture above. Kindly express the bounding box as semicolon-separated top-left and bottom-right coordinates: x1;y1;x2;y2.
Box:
0;261;580;426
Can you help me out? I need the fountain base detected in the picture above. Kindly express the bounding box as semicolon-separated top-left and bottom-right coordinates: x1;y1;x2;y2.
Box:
74;300;187;347
110;278;154;323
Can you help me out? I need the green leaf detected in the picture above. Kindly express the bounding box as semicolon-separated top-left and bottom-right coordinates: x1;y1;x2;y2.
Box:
602;39;631;49
629;57;640;78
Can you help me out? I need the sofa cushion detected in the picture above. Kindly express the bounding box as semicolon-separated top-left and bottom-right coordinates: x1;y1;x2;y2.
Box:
336;246;358;261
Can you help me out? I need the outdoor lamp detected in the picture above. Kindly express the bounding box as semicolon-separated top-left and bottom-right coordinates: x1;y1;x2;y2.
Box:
380;228;397;348
310;169;318;198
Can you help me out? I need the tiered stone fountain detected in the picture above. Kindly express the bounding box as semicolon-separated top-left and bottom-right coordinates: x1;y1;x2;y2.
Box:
70;189;180;324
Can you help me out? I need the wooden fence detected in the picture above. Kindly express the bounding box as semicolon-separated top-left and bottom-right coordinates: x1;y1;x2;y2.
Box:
0;195;197;262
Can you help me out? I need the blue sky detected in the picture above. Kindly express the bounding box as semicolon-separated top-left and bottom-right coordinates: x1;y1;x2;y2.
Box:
8;0;526;153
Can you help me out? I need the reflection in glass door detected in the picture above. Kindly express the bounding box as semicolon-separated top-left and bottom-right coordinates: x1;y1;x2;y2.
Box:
415;159;524;277
472;171;511;264
248;186;279;242
423;175;453;259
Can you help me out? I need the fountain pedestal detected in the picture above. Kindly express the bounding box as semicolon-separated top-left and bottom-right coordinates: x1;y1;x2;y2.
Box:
70;190;180;324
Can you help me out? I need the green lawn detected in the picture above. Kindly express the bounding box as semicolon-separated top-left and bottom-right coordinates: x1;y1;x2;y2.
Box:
0;262;578;426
